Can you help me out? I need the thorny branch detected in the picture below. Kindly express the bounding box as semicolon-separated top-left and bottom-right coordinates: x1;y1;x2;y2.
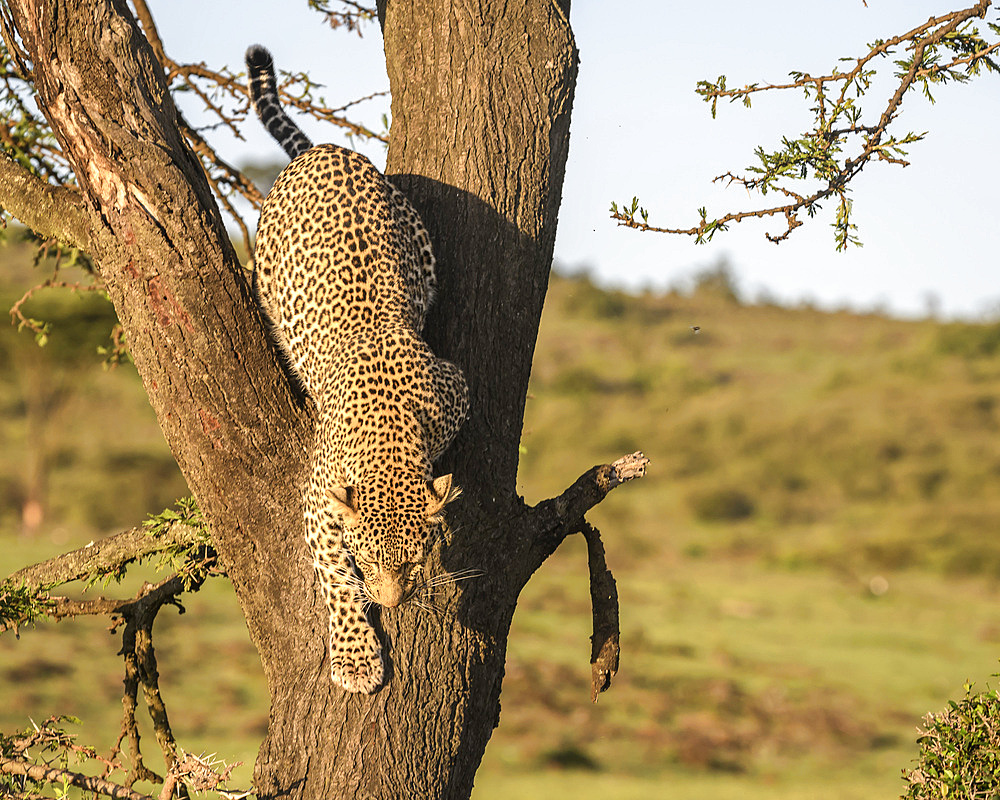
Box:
611;1;1000;249
4;521;206;600
1;716;245;800
134;0;387;214
1;554;235;799
1;0;387;263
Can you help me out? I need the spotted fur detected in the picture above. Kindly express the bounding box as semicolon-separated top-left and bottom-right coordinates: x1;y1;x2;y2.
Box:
247;45;469;693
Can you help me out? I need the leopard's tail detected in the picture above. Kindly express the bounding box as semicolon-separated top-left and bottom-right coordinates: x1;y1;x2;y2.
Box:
245;44;313;160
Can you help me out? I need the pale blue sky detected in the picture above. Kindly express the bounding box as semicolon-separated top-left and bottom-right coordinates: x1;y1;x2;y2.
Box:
152;0;999;318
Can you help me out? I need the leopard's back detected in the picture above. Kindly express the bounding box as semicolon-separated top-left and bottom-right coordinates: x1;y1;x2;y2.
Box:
254;144;436;397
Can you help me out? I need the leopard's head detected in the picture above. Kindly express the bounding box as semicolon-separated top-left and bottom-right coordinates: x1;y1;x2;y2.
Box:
327;474;460;607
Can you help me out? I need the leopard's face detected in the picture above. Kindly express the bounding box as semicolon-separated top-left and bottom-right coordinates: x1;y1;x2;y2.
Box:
327;475;459;607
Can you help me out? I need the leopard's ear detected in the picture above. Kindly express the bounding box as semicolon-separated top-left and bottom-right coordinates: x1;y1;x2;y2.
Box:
327;485;361;525
427;474;461;517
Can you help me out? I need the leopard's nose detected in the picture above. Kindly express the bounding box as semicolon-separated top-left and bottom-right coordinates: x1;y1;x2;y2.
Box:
375;581;404;608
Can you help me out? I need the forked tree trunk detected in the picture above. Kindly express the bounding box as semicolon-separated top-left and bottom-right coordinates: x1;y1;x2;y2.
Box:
0;1;591;798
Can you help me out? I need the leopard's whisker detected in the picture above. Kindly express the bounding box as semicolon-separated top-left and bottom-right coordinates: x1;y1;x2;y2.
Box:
422;568;484;588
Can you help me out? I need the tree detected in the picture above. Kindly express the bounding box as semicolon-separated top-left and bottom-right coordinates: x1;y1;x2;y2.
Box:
0;1;645;798
2;1;996;798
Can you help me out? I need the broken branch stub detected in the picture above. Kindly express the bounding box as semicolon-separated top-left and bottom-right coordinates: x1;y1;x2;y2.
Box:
582;522;620;702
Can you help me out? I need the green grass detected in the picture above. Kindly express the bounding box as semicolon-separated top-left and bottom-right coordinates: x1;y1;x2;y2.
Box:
4;253;1000;798
473;538;1000;799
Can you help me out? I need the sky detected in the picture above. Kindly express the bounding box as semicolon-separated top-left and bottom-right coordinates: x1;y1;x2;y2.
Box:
151;0;1000;319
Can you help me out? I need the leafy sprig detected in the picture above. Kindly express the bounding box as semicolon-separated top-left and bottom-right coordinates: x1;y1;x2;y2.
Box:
612;2;1000;249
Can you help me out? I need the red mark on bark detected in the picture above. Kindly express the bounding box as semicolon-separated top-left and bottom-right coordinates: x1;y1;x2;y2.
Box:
198;409;221;447
121;216;136;245
147;275;195;332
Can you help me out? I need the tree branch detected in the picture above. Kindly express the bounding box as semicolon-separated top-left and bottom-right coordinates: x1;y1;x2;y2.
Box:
6;521;205;591
119;575;187;786
529;450;649;566
0;151;93;251
0;757;155;800
612;0;998;248
521;455;643;700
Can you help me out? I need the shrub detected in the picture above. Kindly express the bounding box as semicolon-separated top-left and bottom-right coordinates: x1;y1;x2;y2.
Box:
936;322;1000;359
689;487;756;522
902;681;1000;799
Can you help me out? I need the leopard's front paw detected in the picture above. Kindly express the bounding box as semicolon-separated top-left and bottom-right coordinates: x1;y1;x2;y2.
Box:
330;626;384;694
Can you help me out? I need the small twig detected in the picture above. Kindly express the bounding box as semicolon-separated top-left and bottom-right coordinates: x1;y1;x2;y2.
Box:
0;756;155;800
9;273;105;334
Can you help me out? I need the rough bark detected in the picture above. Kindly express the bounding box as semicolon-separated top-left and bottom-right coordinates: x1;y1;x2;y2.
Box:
0;2;645;799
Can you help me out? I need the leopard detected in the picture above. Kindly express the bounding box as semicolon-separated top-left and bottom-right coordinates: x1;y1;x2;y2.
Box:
246;44;469;694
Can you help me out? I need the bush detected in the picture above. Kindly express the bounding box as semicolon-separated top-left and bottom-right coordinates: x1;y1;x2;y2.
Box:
936;322;1000;359
689;487;756;522
902;681;1000;799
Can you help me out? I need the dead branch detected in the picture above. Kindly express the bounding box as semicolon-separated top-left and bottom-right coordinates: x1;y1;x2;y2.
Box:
530;450;650;562
523;452;646;699
581;522;620;702
0;756;155;800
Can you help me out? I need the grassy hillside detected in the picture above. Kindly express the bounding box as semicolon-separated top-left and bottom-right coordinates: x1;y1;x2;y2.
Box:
2;249;1000;799
522;270;1000;577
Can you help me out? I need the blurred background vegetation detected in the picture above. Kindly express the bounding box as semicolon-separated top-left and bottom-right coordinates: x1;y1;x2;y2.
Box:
3;240;1000;799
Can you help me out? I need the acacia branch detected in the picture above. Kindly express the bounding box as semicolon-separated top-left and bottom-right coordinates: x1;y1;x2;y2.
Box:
612;0;998;248
6;521;205;592
0;151;93;250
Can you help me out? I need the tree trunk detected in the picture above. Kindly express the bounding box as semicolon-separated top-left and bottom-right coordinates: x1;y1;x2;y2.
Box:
1;1;589;798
